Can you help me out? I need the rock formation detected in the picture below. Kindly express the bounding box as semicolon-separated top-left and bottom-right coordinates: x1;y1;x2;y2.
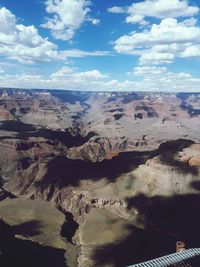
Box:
0;89;199;266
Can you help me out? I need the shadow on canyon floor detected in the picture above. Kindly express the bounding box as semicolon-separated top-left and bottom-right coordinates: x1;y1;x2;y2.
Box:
93;224;176;267
60;211;79;244
0;120;96;147
93;192;200;266
159;139;198;175
35;139;198;190
126;193;200;247
12;220;43;237
1;238;67;267
0;120;35;132
18;128;96;148
35;150;157;188
190;181;200;191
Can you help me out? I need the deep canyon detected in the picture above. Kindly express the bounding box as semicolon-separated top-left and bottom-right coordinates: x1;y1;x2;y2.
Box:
0;89;200;267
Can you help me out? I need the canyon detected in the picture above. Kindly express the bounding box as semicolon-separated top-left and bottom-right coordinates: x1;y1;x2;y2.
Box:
0;89;200;267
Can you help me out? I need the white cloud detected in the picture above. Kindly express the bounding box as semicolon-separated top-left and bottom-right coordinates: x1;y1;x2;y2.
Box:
60;49;110;58
50;66;108;80
132;66;200;91
90;18;100;25
42;0;99;41
0;7;59;64
114;18;200;64
0;68;4;74
0;6;16;33
126;14;146;24
0;7;109;64
107;6;126;14
0;65;200;92
180;17;198;26
0;66;109;90
115;18;200;52
180;45;200;57
108;0;199;25
139;51;175;65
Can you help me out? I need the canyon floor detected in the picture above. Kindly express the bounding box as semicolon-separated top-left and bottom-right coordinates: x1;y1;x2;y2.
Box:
0;89;200;267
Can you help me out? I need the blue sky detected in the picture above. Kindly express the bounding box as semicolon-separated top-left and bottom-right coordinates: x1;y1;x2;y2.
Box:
0;0;200;91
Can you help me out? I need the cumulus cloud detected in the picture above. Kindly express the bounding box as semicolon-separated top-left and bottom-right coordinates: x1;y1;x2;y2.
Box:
180;45;200;57
0;7;108;64
0;66;109;90
139;51;175;65
108;0;199;25
0;7;58;64
0;65;200;92
42;0;99;40
50;66;108;81
133;66;200;91
114;17;200;64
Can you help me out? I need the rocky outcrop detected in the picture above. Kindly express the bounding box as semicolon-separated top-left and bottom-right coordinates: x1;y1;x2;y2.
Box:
0;187;15;201
68;136;128;162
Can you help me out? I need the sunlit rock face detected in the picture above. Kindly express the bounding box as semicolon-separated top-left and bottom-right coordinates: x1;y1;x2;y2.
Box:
0;89;200;267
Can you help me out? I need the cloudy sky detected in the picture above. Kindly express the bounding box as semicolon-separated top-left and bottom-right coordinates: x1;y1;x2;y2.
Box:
0;0;200;91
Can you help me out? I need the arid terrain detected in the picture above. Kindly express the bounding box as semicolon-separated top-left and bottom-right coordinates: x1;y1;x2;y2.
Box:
0;88;200;267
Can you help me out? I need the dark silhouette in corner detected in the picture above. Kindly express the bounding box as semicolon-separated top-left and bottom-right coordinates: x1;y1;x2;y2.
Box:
0;219;67;267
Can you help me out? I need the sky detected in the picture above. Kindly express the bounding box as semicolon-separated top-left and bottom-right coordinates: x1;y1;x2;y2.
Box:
0;0;200;91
